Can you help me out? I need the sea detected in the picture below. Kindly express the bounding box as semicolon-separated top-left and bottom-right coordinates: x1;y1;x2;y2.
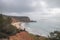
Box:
24;20;60;37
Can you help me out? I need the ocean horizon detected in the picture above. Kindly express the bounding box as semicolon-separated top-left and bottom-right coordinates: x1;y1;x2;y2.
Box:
25;20;60;37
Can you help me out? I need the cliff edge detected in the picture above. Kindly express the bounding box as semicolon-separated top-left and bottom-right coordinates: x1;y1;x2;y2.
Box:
9;31;34;40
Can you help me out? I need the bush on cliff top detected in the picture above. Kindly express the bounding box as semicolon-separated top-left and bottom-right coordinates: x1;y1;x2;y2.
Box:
0;14;20;38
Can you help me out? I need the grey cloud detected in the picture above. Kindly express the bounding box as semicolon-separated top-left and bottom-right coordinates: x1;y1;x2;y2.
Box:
46;0;60;8
0;0;34;13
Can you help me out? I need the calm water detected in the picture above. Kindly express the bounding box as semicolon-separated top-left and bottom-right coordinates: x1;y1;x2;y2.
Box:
25;20;60;36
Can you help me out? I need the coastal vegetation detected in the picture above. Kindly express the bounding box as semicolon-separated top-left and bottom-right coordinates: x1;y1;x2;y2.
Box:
48;31;60;40
0;14;19;38
0;14;60;40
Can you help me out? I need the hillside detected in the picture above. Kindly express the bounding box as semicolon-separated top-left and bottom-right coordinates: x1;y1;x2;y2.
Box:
9;31;49;40
0;14;48;40
4;14;36;22
9;31;34;40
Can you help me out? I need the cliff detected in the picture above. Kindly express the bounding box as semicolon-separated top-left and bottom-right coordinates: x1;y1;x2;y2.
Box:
9;31;48;40
9;31;34;40
7;15;36;22
0;14;48;40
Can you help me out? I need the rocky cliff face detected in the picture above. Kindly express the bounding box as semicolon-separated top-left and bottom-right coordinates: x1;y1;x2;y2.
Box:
10;16;31;22
0;14;48;40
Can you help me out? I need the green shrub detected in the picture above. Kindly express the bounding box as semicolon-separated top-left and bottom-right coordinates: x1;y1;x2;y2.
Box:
48;31;60;40
0;14;20;38
0;32;8;38
29;34;40;40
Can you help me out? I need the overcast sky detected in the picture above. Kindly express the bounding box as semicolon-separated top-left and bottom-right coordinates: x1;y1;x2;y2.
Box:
0;0;60;21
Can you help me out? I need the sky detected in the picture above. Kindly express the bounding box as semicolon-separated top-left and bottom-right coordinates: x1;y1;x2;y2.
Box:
0;0;60;21
0;0;60;36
